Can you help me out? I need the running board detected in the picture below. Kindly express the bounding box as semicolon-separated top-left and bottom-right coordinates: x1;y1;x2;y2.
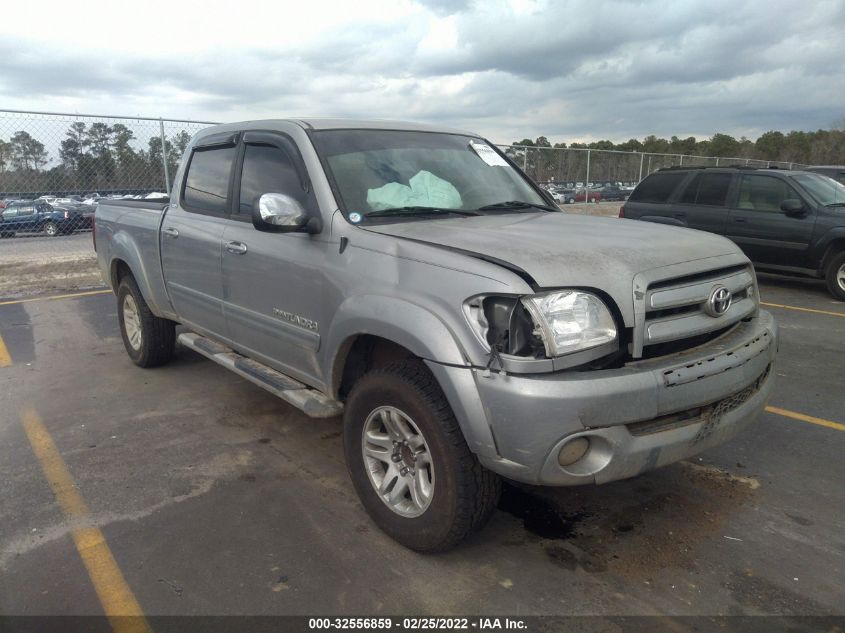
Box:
177;332;343;418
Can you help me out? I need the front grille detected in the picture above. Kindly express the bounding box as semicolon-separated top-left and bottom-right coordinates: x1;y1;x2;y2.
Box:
632;264;758;359
627;363;771;437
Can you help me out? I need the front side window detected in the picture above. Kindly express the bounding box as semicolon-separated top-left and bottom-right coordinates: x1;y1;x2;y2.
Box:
238;144;306;214
737;175;799;212
183;145;236;214
311;129;545;220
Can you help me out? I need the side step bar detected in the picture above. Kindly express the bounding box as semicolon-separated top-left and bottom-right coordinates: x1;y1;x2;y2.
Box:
177;332;343;419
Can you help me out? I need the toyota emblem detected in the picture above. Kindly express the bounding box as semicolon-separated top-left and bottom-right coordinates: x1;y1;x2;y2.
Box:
705;285;732;317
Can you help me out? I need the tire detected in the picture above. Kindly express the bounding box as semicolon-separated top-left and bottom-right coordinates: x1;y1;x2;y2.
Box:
343;360;500;552
117;275;176;367
824;252;845;301
43;221;59;237
566;197;575;204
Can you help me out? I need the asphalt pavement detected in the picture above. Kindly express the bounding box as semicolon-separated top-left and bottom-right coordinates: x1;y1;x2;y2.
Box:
0;276;843;621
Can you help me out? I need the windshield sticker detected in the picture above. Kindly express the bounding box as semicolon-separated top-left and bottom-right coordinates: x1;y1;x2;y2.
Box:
348;212;363;223
469;141;508;167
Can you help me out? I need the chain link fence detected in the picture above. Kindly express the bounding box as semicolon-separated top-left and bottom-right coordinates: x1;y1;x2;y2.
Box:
0;109;214;295
0;108;802;296
497;145;804;188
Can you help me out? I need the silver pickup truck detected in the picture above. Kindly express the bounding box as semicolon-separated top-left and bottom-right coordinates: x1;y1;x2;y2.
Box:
95;119;778;551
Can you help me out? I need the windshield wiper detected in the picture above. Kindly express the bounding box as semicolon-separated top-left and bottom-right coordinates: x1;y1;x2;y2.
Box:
364;206;481;218
476;201;558;212
824;202;845;207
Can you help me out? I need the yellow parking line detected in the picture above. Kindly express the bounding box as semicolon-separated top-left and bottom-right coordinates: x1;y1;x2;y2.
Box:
0;288;111;307
765;405;845;432
21;408;152;633
0;333;10;367
760;301;845;318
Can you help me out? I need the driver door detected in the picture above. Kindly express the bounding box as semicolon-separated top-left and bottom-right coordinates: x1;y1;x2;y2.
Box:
726;174;817;267
221;132;331;388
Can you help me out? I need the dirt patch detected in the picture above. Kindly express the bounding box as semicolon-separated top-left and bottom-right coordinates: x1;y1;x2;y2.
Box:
0;256;102;298
498;461;759;578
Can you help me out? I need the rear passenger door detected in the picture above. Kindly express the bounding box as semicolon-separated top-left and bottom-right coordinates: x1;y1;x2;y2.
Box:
669;171;733;235
726;174;817;267
160;134;238;338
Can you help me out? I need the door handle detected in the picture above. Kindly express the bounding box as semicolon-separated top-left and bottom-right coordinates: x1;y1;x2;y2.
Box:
734;217;746;223
225;241;248;255
162;227;179;238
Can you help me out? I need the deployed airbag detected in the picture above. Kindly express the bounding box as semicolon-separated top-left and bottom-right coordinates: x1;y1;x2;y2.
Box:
366;170;463;211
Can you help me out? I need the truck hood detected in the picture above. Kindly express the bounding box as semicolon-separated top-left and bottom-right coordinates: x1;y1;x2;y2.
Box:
364;212;742;320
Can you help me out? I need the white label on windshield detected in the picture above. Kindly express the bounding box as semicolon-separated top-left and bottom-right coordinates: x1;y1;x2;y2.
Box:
469;141;508;167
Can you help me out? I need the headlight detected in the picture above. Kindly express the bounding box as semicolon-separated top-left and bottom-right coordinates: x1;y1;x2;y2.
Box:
521;290;617;357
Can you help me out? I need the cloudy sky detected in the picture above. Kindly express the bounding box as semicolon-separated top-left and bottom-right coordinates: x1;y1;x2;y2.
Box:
1;0;844;144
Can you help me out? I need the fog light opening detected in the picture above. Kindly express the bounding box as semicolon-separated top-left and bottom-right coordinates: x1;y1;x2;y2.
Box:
558;436;590;467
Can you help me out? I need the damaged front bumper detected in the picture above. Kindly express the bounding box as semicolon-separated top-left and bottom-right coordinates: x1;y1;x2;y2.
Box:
431;310;777;486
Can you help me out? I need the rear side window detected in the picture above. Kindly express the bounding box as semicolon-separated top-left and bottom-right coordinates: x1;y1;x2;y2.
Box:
737;175;797;212
628;172;686;203
678;172;732;206
238;144;306;214
183;145;236;214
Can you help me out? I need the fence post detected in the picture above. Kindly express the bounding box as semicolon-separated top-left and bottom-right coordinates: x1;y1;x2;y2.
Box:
159;118;171;196
585;149;591;200
638;152;645;182
523;148;528;173
715;157;719;166
679;154;684;166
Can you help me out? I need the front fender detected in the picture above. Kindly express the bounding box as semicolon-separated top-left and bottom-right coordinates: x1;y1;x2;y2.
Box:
323;295;502;461
812;227;845;271
323;295;470;376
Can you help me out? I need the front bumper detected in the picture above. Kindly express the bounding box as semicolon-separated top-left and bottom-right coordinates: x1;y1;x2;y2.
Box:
434;310;777;486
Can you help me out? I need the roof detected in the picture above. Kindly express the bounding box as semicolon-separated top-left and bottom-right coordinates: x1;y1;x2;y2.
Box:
294;118;475;136
656;165;801;174
192;118;477;139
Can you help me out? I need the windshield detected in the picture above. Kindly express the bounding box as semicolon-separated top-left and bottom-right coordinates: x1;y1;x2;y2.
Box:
310;129;547;220
792;172;845;206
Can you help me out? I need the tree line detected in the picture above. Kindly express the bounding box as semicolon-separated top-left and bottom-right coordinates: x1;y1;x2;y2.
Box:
0;122;194;195
503;125;845;183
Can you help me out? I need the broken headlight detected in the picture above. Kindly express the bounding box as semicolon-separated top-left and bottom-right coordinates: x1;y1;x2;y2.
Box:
521;290;617;357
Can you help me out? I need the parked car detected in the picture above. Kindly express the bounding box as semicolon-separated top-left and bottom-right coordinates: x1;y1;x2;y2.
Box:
0;201;84;237
550;188;576;204
806;165;845;185
621;166;845;300
575;188;601;203
594;185;629;201
95;119;777;552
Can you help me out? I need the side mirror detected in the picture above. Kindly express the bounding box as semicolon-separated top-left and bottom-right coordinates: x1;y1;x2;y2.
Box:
780;198;806;217
252;193;320;233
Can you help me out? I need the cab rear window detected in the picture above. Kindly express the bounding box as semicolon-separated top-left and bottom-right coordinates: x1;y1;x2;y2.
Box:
628;172;686;204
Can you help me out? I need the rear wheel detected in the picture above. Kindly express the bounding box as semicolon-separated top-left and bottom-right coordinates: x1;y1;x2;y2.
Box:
117;275;176;367
825;252;845;301
344;360;500;552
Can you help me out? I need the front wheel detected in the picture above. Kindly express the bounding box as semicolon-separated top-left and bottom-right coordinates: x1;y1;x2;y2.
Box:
117;275;176;367
43;221;59;237
825;252;845;301
344;360;500;552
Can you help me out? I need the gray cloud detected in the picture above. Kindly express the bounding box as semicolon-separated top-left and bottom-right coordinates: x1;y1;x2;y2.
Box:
0;0;843;144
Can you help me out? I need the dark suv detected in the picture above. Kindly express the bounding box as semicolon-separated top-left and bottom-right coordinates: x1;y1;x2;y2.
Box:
620;167;845;300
